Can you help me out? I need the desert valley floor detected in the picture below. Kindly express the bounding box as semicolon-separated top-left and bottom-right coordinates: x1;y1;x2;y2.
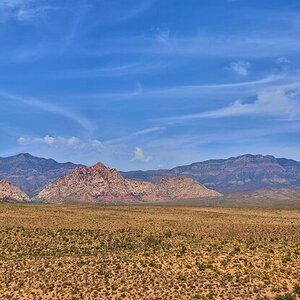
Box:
0;204;299;300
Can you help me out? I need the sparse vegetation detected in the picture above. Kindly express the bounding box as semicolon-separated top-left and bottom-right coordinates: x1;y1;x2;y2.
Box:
0;204;299;299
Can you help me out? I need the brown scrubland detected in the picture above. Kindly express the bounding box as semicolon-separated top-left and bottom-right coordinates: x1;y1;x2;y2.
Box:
0;204;299;299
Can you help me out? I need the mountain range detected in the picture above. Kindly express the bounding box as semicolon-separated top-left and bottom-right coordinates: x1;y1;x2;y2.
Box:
0;153;80;197
0;153;299;202
122;154;300;194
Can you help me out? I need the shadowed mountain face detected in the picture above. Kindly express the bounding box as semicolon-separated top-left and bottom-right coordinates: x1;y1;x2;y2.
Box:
0;153;81;197
122;154;300;194
36;163;221;203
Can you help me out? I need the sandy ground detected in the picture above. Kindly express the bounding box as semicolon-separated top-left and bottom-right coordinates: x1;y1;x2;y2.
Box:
0;204;299;299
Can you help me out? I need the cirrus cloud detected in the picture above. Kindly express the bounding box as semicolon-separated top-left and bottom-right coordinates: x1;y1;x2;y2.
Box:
227;61;251;76
163;88;300;123
0;0;52;22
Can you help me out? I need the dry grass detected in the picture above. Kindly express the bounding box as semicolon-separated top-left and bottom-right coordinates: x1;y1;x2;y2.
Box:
0;204;299;299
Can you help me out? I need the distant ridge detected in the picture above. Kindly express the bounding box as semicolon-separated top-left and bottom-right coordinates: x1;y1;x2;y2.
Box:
122;154;300;194
0;153;81;197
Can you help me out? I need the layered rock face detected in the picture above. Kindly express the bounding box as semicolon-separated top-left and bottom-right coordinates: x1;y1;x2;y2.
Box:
0;180;29;202
36;163;221;203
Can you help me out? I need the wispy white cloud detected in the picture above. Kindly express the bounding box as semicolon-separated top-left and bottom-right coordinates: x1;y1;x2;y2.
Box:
0;0;52;22
132;126;165;136
104;126;165;146
132;147;152;163
118;0;156;22
148;74;284;98
227;61;251;76
155;28;171;45
0;92;94;134
82;31;300;59
47;61;170;79
163;89;300;123
76;73;286;105
276;57;290;65
18;135;103;152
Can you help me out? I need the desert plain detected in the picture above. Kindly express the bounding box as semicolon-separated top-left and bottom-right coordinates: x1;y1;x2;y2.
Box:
0;203;299;300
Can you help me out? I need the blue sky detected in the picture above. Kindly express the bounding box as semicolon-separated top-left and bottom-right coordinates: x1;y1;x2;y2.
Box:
0;0;300;169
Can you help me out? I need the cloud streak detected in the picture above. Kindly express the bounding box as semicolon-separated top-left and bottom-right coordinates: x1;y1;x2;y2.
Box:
118;0;156;22
0;92;95;134
82;31;300;59
0;0;52;22
163;89;300;123
73;73;287;105
132;127;165;136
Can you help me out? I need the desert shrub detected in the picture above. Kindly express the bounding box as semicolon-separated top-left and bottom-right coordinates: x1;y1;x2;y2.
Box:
177;272;186;281
149;260;156;268
233;246;241;253
177;244;187;256
164;230;172;238
145;235;161;247
293;284;300;295
196;261;206;271
275;293;296;300
221;259;228;268
282;256;292;263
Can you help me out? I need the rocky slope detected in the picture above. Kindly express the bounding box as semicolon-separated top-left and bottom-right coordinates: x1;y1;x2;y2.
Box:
122;154;300;194
0;180;29;202
36;163;221;203
0;153;81;197
158;177;221;199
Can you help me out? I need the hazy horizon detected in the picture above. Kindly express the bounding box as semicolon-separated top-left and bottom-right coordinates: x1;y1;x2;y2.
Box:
1;151;299;172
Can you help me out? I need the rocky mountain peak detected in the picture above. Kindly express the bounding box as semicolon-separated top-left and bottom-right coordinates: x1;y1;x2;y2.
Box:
36;162;221;203
92;162;110;170
15;153;34;159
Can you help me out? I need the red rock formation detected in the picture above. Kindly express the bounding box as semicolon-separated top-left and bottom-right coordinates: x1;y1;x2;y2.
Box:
157;177;221;199
36;163;222;203
0;180;29;202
